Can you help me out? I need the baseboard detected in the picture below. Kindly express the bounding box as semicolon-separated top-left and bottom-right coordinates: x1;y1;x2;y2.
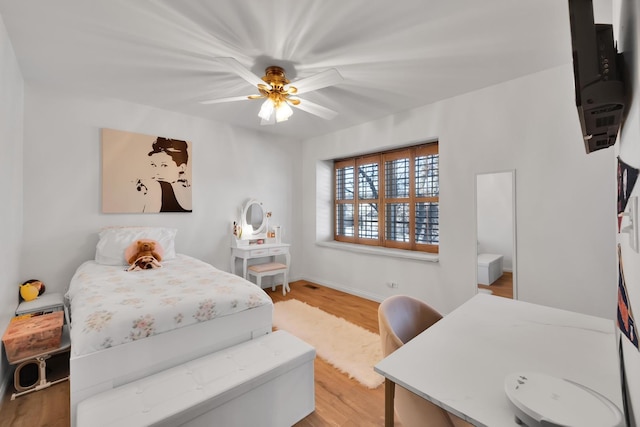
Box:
297;275;385;303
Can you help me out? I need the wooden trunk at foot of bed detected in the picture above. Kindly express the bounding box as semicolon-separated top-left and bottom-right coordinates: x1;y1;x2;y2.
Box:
69;303;273;427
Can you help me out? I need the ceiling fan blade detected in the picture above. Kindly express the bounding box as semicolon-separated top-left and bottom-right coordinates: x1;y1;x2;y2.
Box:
291;68;343;95
200;95;254;105
291;98;338;120
216;57;270;89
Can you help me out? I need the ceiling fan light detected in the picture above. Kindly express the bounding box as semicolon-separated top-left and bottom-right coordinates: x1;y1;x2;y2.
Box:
275;101;293;122
258;99;275;121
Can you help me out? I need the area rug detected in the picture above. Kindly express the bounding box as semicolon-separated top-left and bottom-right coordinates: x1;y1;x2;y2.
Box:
273;299;384;389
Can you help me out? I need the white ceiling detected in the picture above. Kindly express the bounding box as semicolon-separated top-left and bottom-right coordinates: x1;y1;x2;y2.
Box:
0;0;577;140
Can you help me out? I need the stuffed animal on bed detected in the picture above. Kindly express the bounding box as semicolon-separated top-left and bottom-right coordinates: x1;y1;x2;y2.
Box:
126;239;163;271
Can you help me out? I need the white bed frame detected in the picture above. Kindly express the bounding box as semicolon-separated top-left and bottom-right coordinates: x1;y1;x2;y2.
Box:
69;303;272;427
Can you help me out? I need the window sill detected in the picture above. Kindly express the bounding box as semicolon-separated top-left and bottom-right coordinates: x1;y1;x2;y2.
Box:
316;241;439;262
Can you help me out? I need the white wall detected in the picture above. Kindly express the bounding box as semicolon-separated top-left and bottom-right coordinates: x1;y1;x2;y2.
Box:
476;171;514;271
20;88;302;297
301;64;617;317
615;0;640;424
0;14;24;402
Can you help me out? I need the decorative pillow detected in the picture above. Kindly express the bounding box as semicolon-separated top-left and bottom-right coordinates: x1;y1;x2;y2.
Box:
124;239;164;264
95;226;177;265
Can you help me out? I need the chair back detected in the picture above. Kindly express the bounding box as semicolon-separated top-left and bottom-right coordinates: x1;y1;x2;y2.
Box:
378;295;472;427
378;295;443;357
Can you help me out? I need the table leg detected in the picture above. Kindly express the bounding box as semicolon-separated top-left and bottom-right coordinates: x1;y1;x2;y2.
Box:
385;378;395;427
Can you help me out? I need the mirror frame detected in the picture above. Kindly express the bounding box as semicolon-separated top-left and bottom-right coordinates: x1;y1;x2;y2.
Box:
474;170;517;299
241;199;267;237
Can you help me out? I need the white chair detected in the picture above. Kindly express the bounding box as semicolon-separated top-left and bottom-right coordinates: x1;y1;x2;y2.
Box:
247;262;290;295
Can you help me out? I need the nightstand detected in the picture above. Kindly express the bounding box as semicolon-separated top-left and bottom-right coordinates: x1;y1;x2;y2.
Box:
5;293;70;400
15;292;64;317
7;323;71;399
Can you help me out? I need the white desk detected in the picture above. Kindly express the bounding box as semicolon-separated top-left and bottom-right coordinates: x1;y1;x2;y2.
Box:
374;294;624;427
230;243;290;279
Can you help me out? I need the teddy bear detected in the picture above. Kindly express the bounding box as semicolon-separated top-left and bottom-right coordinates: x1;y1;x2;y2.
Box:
127;240;162;267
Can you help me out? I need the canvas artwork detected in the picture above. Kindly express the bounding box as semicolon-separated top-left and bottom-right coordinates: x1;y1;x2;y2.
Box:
617;245;638;349
102;128;192;213
617;156;639;231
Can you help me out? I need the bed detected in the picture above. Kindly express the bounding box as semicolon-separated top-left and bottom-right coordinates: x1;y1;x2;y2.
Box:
65;227;273;426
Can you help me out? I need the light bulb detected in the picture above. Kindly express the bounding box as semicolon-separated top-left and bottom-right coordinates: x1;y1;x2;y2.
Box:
275;101;293;122
258;99;275;121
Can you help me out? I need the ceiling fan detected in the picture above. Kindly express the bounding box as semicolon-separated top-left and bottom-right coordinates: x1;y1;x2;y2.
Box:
201;57;343;125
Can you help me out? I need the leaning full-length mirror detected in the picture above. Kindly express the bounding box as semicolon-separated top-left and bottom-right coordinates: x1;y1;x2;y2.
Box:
475;171;516;299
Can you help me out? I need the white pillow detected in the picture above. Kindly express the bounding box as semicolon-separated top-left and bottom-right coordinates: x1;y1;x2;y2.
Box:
95;226;177;265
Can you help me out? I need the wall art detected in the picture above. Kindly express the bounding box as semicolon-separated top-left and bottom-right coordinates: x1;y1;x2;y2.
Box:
618;245;638;349
102;128;192;213
618;156;638;231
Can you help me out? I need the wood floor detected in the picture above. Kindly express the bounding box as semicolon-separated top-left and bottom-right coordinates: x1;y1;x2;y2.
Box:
0;281;397;426
0;352;70;427
477;271;513;299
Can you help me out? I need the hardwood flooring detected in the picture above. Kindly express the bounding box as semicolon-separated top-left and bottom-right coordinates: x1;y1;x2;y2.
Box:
477;271;513;299
0;281;396;426
269;281;393;426
0;352;70;427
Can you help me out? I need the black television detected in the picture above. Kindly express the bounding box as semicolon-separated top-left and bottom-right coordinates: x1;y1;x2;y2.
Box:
568;0;625;153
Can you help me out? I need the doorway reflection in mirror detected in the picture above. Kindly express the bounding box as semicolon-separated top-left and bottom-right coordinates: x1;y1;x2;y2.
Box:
476;171;515;299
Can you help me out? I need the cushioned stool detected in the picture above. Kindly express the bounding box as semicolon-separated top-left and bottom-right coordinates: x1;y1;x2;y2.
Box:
247;262;289;295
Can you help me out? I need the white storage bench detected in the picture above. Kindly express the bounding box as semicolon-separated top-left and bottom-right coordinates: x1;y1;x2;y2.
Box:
477;253;504;285
77;330;315;427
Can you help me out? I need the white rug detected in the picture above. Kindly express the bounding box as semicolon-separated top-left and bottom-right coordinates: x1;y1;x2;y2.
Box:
273;299;384;389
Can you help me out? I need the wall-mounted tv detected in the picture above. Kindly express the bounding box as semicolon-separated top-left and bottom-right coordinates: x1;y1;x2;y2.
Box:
568;0;625;153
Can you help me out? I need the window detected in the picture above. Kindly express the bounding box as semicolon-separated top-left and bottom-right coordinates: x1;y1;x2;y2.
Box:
334;142;439;253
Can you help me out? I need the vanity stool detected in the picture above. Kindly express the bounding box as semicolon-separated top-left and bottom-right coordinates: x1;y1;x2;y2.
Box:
247;262;290;295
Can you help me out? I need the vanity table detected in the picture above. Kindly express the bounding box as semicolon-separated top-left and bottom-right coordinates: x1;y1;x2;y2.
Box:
230;199;290;279
230;243;291;279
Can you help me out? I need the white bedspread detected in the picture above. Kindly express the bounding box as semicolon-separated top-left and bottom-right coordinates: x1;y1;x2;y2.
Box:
66;254;272;357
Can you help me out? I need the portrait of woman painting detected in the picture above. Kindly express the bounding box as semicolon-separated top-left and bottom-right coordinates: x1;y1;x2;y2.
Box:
102;128;192;213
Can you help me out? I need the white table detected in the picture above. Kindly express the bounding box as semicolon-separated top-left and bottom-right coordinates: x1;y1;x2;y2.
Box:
374;294;624;427
230;242;290;279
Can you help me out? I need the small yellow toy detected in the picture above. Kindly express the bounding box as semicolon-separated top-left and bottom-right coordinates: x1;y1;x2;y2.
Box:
19;279;46;302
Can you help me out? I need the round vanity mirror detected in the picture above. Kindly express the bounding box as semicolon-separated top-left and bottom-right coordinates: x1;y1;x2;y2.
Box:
242;199;266;236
